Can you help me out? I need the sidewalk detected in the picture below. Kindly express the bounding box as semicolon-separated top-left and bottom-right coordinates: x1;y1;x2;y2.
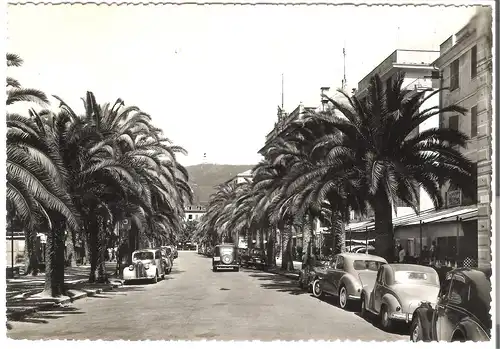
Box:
267;258;302;280
7;262;123;321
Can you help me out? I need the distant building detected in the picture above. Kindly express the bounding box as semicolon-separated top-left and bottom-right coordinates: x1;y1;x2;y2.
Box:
258;103;317;155
433;6;493;268
224;169;253;185
185;204;207;222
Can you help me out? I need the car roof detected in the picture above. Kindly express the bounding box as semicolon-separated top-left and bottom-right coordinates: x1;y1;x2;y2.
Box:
133;249;157;253
216;244;236;247
339;252;387;263
451;268;491;294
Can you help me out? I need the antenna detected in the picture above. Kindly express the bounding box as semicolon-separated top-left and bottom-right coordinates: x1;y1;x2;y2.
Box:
281;73;284;109
342;43;347;90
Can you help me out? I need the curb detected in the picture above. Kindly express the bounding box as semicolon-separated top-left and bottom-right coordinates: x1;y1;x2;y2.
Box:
267;267;301;280
6;281;123;321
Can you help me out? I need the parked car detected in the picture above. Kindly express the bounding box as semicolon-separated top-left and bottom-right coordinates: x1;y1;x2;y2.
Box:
238;248;248;265
311;252;387;310
361;264;440;332
298;258;330;291
123;249;166;284
241;248;267;270
159;247;173;274
212;244;239;272
410;267;491;342
352;245;376;254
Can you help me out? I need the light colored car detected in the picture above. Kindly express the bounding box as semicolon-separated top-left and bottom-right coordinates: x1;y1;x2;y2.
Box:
123;249;166;284
312;252;387;310
361;264;440;332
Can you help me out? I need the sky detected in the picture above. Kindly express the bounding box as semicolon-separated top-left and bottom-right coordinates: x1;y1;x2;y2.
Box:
7;3;479;166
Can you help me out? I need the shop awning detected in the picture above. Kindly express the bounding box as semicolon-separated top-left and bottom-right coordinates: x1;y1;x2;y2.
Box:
345;205;478;232
396;205;477;226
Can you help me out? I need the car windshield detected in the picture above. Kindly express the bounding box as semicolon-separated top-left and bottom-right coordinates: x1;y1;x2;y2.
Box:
220;247;234;255
394;271;439;286
133;251;154;260
353;260;384;271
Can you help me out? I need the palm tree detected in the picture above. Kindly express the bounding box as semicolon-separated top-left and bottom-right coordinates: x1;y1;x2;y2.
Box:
322;72;475;262
6;53;49;106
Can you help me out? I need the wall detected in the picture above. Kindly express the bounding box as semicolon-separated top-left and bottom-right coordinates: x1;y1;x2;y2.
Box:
395;219;478;261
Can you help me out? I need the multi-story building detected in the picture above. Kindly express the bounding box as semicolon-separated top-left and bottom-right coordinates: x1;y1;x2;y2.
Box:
433;6;493;268
185;204;207;222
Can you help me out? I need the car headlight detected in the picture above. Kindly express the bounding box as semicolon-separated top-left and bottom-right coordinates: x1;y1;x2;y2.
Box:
144;263;150;269
128;265;134;271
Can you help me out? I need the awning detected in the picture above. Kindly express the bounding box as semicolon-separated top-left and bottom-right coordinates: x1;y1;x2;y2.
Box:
346;205;478;232
396;205;477;226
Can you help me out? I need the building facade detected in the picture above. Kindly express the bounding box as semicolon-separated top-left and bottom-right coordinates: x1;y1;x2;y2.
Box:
434;6;493;268
185;204;207;222
224;169;253;185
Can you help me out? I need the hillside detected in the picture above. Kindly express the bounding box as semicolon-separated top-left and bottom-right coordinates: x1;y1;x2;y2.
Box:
186;164;254;204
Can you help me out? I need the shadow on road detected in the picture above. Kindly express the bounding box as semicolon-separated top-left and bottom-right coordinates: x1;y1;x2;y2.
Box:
7;285;146;327
242;269;307;296
352;312;410;336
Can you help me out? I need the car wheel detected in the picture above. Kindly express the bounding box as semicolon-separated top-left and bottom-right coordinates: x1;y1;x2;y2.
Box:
312;279;323;298
360;295;367;318
380;305;393;332
234;267;239;272
153;272;158;284
410;316;423;342
338;285;349;310
212;266;217;272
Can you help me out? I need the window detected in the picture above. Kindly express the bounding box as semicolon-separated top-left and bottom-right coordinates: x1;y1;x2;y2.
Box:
450;58;460;90
449;276;470;305
335;256;345;270
449;115;459;131
471;105;478;137
471;45;477;78
376;268;384;284
188;214;192;220
439;275;452;300
155;251;161;259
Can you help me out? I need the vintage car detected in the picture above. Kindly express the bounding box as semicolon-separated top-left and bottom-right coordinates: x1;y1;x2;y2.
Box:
311;252;387;310
212;244;239;272
298;258;330;291
123;249;166;284
360;264;440;332
410;268;491;342
159;247;173;274
241;248;267;270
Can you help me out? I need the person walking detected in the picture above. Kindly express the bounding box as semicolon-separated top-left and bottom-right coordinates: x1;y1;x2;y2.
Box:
398;245;406;263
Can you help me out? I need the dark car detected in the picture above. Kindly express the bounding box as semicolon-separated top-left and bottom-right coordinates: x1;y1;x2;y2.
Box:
212;244;239;272
237;248;248;265
410;268;491;342
241;248;267;270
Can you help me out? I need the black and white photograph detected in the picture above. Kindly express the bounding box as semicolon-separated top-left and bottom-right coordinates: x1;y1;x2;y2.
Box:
4;0;496;344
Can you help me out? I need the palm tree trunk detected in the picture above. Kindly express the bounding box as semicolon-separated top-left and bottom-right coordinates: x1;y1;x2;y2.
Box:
96;215;108;283
331;211;346;255
23;229;39;275
259;229;264;250
65;229;77;267
373;191;395;263
266;228;276;266
281;224;294;271
302;215;313;267
43;214;66;297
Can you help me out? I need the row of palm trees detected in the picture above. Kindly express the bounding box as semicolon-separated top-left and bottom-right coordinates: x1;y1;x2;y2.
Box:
6;54;192;297
195;72;476;269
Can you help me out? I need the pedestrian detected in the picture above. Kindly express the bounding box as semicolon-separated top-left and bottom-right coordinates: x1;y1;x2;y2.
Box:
420;245;430;265
398;245;406;263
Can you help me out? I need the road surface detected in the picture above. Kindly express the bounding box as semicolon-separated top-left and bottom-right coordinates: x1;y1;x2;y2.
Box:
8;251;408;341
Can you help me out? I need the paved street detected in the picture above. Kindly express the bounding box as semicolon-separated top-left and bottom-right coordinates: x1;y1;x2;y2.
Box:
8;251;407;341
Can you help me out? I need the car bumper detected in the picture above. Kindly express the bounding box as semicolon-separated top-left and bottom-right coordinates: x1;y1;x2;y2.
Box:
348;294;361;301
214;263;239;269
389;312;413;323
